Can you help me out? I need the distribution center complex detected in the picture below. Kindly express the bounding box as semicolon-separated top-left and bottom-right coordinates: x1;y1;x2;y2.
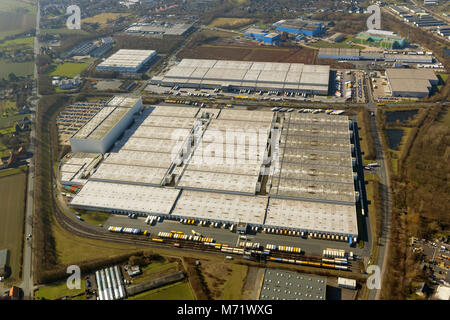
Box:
96;49;157;73
65;97;361;242
151;58;330;95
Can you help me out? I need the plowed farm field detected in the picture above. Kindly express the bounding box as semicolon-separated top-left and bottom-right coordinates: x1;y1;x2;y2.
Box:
178;44;317;64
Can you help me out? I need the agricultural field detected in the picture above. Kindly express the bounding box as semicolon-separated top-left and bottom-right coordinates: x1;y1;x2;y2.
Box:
209;17;254;29
0;171;27;285
82;13;130;27
0;0;36;41
0;35;35;79
49;62;89;78
35;279;86;300
0;61;34;79
178;44;317;64
126;281;195;300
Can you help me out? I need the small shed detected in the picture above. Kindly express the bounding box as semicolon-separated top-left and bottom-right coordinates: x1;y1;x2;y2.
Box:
338;277;357;290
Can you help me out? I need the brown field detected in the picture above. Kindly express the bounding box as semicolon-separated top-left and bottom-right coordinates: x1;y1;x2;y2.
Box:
0;172;27;285
208;17;254;29
178;44;317;64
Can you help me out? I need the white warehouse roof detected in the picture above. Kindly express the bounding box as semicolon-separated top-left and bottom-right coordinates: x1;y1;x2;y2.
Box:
153;59;330;93
97;49;156;69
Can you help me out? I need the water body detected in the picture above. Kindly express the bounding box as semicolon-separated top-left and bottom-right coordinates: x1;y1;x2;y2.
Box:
386;129;404;150
385;109;418;124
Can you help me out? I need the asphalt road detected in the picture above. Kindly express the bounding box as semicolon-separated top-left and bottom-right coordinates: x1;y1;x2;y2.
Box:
18;0;40;300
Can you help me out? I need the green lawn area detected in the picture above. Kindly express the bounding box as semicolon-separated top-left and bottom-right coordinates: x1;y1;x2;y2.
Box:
312;38;364;49
126;281;195;300
130;260;180;285
35;280;86;300
50;62;89;78
0;60;34;79
0;36;34;49
0;172;27;285
438;73;448;85
78;211;110;226
218;264;247;300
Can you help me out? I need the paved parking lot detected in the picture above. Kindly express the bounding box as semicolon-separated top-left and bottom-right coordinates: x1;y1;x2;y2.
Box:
103;214;364;258
144;83;345;104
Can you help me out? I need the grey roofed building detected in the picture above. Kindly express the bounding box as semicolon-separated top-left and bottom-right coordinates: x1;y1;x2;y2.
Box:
259;269;327;300
386;68;439;98
151;59;330;95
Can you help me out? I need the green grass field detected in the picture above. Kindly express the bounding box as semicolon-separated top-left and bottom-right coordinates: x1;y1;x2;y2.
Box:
0;0;36;41
52;217;141;265
82;13;130;27
126;281;195;300
218;264;247;300
0;113;31;130
0;36;34;49
0;172;27;285
49;62;89;78
0;60;34;79
131;260;179;284
35;279;86;300
78;211;110;226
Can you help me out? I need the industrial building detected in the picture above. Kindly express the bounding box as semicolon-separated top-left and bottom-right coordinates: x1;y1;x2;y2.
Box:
96;49;157;73
318;48;361;60
355;30;407;49
318;48;433;64
244;28;281;45
386;68;439;98
259;269;327;300
68;104;360;241
151;59;330;95
329;33;344;43
273;19;322;37
125;21;194;36
69;96;142;154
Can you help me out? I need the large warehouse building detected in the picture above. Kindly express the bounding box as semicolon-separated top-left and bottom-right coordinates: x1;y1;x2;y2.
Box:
273;19;322;37
386;68;438;97
96;49;157;73
151;59;330;95
69;96;142;154
67;103;360;241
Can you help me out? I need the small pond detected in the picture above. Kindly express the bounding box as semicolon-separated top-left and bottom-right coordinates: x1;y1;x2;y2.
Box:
386;129;404;150
385;110;418;123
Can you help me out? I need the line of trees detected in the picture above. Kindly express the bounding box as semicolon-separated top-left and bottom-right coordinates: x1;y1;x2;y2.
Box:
33;95;71;283
381;104;450;299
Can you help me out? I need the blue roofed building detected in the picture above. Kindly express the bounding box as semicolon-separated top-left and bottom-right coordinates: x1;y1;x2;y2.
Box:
244;27;281;45
263;33;281;45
